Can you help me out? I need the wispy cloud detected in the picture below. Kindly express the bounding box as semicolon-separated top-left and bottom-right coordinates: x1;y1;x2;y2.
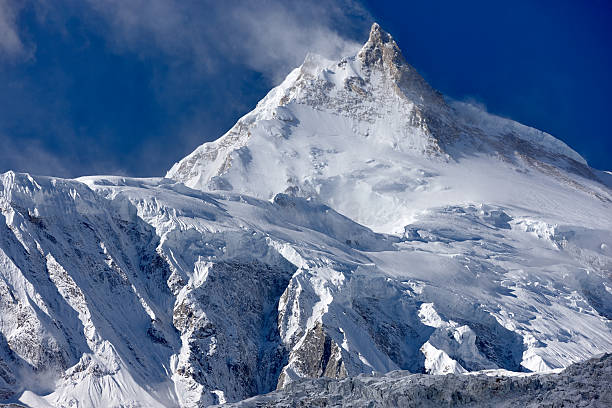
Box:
0;0;27;59
78;0;370;81
0;134;70;177
229;1;366;81
1;0;371;77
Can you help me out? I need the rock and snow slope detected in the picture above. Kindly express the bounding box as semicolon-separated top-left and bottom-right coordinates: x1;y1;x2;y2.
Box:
0;23;610;407
221;353;612;407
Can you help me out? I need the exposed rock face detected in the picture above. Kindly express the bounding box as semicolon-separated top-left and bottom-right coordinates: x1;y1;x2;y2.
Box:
172;260;293;406
276;322;347;389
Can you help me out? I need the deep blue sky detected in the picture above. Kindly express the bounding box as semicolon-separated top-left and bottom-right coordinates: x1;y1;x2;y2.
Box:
0;0;610;178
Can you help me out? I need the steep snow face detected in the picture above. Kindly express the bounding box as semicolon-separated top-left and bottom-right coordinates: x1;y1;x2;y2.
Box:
166;23;606;234
0;172;179;407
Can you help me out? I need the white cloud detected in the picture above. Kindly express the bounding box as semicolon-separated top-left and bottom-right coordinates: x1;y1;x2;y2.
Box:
78;0;371;81
0;0;25;58
1;0;372;76
229;2;365;81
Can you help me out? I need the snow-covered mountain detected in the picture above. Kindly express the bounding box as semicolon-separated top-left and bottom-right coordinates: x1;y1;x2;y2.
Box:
167;23;608;233
0;23;610;407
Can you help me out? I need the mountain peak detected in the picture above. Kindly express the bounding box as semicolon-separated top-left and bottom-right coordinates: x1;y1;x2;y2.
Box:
356;22;445;111
368;22;391;44
166;21;593;211
358;22;406;68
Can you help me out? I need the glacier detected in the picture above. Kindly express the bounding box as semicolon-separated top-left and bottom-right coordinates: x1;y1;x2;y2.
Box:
0;23;610;407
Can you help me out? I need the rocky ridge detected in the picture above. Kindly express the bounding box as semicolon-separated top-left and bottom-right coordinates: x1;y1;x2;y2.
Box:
221;353;612;407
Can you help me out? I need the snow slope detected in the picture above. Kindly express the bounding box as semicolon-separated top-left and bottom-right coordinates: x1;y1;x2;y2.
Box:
0;23;610;407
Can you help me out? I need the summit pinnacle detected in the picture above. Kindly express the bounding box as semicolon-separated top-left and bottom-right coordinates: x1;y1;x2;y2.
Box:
358;22;406;68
